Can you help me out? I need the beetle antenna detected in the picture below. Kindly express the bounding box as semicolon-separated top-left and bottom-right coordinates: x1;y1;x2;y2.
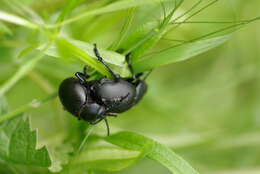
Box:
104;117;110;136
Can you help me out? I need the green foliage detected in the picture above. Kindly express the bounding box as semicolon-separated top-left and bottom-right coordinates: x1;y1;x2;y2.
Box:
105;131;199;174
0;97;51;167
45;37;130;77
133;35;230;72
70;145;141;171
0;10;38;29
0;0;260;174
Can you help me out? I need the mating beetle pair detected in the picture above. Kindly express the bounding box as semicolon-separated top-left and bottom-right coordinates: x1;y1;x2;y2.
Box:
58;44;148;135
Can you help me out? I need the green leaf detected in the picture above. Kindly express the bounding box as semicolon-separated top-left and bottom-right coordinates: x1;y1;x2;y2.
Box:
0;96;51;167
55;37;112;78
0;10;38;29
70;146;142;171
43;37;130;77
53;0;166;27
133;35;231;72
105;131;200;174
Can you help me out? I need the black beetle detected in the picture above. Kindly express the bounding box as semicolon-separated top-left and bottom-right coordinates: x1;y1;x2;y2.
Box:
58;44;148;135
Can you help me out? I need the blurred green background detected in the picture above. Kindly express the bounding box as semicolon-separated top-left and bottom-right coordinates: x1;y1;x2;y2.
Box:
0;0;260;174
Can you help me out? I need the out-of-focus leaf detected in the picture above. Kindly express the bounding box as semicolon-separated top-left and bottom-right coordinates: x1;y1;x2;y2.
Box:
0;117;51;167
56;0;166;27
0;43;50;95
2;0;44;24
105;131;200;174
42;37;130;77
0;96;51;167
0;22;12;35
0;10;38;29
18;45;38;58
56;0;81;23
70;146;141;171
133;35;231;72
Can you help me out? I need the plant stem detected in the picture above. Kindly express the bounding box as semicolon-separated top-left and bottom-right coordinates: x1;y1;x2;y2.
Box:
0;43;52;96
0;93;57;123
75;125;93;155
66;125;93;174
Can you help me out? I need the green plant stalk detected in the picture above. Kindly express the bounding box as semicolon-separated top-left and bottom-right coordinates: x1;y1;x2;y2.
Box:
0;93;57;123
0;43;52;95
165;17;260;51
172;19;259;24
75;125;93;155
66;125;93;174
0;10;39;29
161;0;217;41
143;17;260;59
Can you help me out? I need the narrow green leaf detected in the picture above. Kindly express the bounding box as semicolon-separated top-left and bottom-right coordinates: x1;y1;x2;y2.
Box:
0;10;38;29
133;35;231;72
55;38;112;78
43;37;130;77
119;0;183;57
110;8;136;51
105;131;200;174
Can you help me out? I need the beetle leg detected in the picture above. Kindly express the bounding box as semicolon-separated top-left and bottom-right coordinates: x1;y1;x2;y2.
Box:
75;72;86;84
83;66;89;77
93;44;120;80
107;112;117;117
91;117;110;136
104;118;110;136
90;118;104;125
126;53;145;81
75;66;91;84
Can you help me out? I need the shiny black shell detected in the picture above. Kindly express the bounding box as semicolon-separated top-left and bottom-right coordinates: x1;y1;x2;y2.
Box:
58;78;106;122
79;102;105;122
58;78;87;116
93;78;136;113
134;80;147;105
